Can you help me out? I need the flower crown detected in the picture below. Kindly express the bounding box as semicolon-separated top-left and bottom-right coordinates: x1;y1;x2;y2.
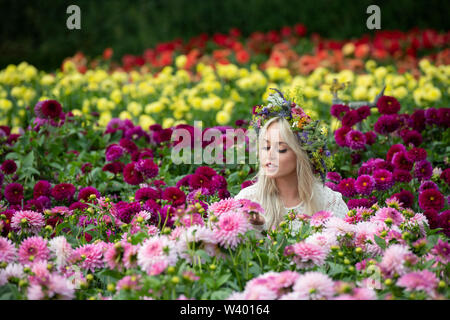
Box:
250;88;333;184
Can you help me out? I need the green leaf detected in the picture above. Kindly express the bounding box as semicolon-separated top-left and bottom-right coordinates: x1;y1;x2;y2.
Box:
22;151;34;168
210;289;232;300
373;235;386;250
216;274;231;288
327;262;345;277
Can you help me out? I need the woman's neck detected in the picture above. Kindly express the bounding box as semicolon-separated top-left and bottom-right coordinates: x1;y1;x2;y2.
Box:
275;175;301;206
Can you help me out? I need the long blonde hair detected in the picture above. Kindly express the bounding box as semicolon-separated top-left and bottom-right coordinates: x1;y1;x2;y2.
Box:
252;116;321;230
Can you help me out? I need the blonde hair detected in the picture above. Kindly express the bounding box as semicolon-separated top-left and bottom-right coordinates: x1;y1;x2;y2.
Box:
252;117;321;230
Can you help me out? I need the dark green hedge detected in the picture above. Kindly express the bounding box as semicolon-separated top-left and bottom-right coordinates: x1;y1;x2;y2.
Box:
1;0;449;71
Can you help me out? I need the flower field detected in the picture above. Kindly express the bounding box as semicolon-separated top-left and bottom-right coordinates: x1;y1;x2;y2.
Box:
0;25;449;300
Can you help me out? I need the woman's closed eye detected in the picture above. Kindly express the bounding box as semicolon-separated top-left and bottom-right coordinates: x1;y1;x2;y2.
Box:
263;146;288;153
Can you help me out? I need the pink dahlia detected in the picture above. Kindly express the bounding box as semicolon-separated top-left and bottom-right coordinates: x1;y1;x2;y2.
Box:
310;211;332;227
397;270;438;296
137;235;178;275
0;237;17;263
379;244;417;276
292;272;335;300
72;243;105;272
116;275;142;291
342;110;361;127
290;241;328;269
48;236;73;267
324;217;355;237
18;236;49;264
208;198;241;216
371;207;404;226
11;210;45;234
214;210;251;249
391;190;414;208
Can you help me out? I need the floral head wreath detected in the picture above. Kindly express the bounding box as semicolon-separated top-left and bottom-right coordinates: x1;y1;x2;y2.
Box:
250;88;333;185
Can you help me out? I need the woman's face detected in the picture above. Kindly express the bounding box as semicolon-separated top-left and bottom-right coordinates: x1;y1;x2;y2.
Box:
260;121;297;179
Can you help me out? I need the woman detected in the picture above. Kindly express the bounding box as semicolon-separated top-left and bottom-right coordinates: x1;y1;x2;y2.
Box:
234;89;349;232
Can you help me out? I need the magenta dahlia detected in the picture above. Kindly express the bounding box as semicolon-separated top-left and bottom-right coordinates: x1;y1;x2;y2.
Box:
334;126;351;147
162;187;186;206
77;186;101;202
1;160;17;175
418;189;444;211
345;130;366;150
330;104;349;120
414;160;433;181
135;158;159;180
4;183;24;204
372;169;394;191
392;151;413;171
374;114;400;135
337;178;356;198
33;180;52;199
405;147;427;162
51;183;76;202
123;162;144;185
377;96;401;114
355;175;375;195
386;144;406;163
393;169;413;183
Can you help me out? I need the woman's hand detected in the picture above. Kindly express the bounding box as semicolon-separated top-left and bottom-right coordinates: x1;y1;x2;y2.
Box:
248;212;265;226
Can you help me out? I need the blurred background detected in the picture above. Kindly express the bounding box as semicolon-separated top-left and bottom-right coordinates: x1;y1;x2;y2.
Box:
1;0;449;71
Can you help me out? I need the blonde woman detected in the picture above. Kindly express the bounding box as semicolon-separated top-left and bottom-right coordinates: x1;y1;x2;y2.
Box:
234;89;348;231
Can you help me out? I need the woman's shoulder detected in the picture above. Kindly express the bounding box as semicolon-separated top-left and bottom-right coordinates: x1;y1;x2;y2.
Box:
234;183;258;201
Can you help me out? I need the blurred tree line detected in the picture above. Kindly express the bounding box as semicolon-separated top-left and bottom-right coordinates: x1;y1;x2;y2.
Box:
1;0;449;71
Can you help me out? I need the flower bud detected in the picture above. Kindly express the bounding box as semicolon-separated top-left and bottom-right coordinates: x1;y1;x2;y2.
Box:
28;255;34;262
107;283;115;292
380;230;387;237
86;274;94;281
209;264;216;271
171;276;180;284
348;266;355;272
355;247;363;254
384;278;392;286
438;281;446;289
89;194;97;200
20;218;28;224
18;279;28;288
167;266;176;274
384;218;393;226
338;251;344;257
343;258;350;265
45;225;53;232
136;216;144;223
